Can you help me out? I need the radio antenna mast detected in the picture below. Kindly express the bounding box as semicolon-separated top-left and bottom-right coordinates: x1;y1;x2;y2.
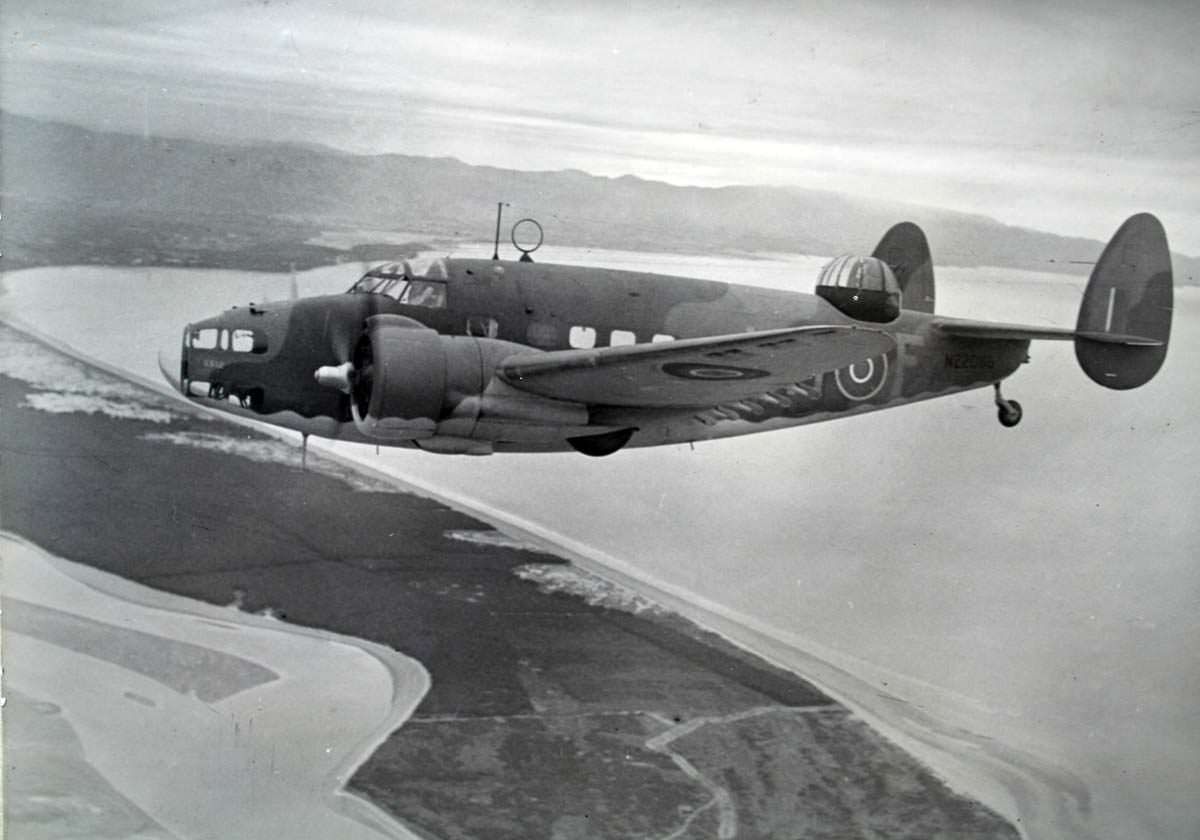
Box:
492;202;508;260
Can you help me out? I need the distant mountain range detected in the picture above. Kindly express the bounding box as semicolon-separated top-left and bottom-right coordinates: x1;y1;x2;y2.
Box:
1;110;1195;283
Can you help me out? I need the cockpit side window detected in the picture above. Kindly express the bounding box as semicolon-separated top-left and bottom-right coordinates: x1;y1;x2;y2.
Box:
190;327;267;353
190;328;219;349
381;277;408;299
349;276;378;294
348;261;415;300
349;274;410;299
399;280;448;309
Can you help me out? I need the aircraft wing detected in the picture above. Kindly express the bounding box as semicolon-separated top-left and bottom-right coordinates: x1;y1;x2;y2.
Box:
498;325;895;408
933;318;1164;346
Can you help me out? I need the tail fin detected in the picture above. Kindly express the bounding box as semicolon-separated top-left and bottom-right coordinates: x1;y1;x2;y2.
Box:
1075;213;1173;389
873;222;935;313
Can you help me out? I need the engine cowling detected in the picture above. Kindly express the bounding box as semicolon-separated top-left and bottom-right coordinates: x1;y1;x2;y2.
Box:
815;255;901;323
348;315;587;441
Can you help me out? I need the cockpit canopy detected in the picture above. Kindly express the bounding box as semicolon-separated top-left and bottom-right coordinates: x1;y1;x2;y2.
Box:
348;261;411;298
815;255;901;323
347;260;447;309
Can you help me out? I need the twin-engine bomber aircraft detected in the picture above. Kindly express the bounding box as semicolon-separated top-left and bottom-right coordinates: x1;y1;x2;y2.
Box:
160;213;1173;456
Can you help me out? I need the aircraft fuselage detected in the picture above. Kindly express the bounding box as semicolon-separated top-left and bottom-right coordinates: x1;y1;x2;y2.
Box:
178;257;1028;453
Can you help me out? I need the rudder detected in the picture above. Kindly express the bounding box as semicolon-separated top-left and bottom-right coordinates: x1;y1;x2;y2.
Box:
873;222;936;313
1075;213;1173;389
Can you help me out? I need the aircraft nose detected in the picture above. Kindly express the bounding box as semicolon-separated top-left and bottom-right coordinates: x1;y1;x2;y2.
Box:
157;327;186;394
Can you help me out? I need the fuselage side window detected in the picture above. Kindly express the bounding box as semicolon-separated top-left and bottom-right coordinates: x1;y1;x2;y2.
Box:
231;329;268;354
231;329;254;352
610;329;637;346
569;326;597;349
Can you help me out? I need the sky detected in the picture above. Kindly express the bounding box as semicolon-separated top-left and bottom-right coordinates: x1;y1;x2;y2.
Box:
3;0;1199;251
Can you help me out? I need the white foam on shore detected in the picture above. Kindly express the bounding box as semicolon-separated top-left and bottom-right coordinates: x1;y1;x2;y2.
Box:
0;329;184;423
435;497;1059;837
443;528;544;552
303;447;1089;839
140;431;400;493
513;563;667;616
26;392;176;423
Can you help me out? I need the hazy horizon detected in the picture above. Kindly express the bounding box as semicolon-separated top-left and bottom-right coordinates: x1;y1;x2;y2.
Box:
3;1;1198;252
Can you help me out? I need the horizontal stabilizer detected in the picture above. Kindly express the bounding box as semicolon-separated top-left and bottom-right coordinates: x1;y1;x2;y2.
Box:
934;319;1164;347
933;214;1173;391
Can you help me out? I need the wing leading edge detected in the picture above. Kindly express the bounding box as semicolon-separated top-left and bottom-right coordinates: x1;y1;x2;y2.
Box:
499;325;895;408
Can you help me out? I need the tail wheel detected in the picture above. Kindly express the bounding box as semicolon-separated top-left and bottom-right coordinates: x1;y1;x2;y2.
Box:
998;399;1023;428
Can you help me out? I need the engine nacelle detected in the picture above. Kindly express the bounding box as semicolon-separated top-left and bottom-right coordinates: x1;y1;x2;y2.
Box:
349;315;586;441
815;255;901;323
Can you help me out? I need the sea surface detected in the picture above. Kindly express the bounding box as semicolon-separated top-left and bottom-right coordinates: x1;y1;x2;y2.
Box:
3;245;1197;840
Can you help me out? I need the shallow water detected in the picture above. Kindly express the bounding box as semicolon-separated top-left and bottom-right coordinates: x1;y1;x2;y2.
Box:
4;251;1197;840
1;532;429;840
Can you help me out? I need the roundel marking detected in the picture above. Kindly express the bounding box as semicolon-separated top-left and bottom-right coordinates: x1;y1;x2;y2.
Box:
834;354;889;401
662;362;771;381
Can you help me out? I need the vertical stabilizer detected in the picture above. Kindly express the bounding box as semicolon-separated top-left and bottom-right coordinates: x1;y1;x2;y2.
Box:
873;222;935;313
1075;213;1173;389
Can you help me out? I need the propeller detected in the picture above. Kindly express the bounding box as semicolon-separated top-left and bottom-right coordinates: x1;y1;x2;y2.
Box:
350;333;375;421
315;308;362;414
318;291;390;397
314;324;375;426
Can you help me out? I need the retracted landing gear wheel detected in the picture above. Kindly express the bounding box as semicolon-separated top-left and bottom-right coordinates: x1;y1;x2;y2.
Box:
992;382;1022;428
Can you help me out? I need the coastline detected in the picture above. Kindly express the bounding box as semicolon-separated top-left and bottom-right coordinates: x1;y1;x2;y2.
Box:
0;260;1046;836
314;445;1062;839
0;313;1020;838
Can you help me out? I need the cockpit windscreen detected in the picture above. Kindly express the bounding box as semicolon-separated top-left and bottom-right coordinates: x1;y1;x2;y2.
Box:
348;261;446;308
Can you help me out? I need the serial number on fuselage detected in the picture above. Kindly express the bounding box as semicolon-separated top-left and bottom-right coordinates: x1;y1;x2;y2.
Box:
944;352;996;370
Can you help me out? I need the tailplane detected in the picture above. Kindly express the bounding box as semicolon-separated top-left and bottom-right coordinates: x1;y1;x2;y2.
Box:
1075;213;1173;389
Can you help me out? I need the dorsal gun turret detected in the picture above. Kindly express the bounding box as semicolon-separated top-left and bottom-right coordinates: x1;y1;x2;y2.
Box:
815;255;901;323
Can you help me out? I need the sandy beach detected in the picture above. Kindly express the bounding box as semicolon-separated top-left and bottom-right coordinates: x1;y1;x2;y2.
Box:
2;531;429;840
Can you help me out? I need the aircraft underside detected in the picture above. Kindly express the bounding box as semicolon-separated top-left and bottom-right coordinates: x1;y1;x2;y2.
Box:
179;371;1012;456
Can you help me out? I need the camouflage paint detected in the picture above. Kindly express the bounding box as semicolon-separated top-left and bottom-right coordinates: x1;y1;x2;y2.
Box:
176;256;1027;454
